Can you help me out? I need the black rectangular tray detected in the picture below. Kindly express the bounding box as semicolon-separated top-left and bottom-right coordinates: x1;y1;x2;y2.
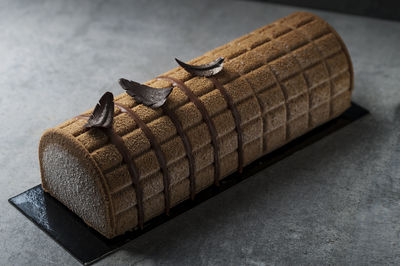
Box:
9;102;368;265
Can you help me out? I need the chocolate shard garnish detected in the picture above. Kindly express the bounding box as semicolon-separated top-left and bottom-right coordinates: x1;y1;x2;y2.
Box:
119;78;173;108
175;57;224;77
85;92;114;129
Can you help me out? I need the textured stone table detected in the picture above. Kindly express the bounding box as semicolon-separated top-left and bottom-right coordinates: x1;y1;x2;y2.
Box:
1;0;399;265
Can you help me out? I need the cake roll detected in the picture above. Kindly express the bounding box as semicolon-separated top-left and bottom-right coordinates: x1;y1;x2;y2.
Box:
39;11;353;239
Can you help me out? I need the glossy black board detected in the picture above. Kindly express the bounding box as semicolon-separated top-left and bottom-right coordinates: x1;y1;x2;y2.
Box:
9;102;368;265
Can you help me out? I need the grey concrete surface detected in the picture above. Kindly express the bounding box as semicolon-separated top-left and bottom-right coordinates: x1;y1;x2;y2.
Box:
0;0;399;265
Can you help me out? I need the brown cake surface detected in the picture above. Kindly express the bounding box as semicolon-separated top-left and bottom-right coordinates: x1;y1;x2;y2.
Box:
39;11;353;238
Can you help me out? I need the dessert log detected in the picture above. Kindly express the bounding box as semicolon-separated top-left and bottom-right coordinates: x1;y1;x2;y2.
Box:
39;12;353;238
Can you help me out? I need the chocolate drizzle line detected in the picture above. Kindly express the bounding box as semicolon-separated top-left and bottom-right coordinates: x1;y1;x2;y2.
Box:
103;126;144;229
82;92;145;229
209;77;244;173
162;105;197;200
158;76;221;186
114;102;171;215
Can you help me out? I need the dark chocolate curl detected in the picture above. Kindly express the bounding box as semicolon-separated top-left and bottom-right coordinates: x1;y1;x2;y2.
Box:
175;57;224;77
119;78;173;108
85;92;114;129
